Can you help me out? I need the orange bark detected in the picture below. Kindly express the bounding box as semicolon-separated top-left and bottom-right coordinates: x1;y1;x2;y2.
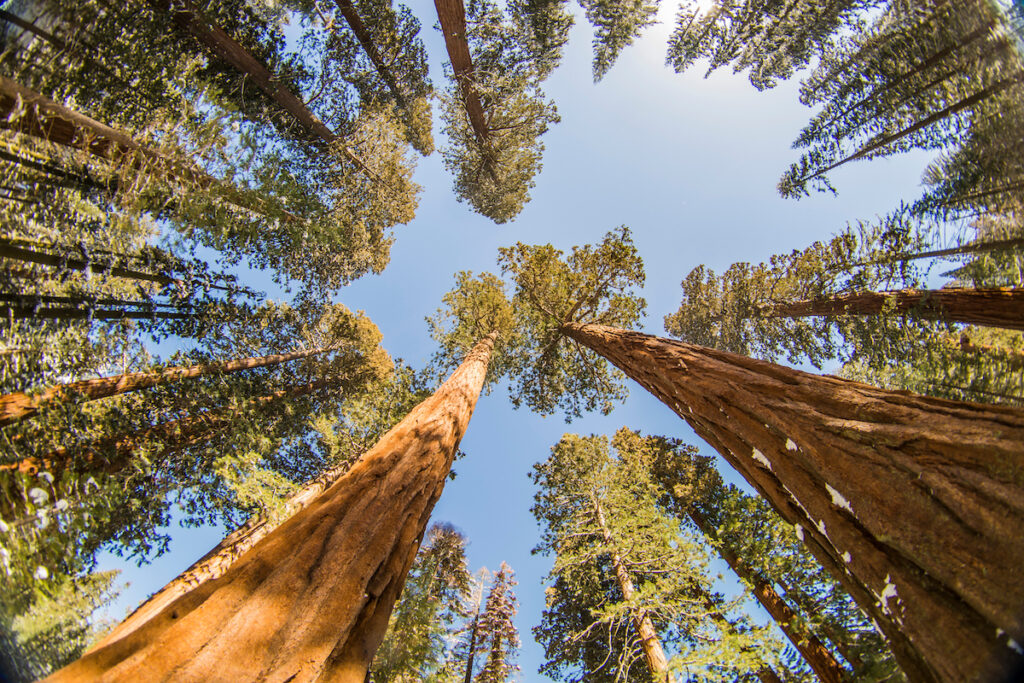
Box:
562;322;1024;683
434;0;490;146
45;333;495;682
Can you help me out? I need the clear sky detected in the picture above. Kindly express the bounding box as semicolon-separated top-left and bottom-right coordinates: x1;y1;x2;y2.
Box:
97;1;935;678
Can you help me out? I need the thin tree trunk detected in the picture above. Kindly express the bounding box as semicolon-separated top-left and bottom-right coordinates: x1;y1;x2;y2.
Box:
760;287;1024;331
434;0;490;146
0;345;338;426
0;305;191;321
333;0;408;112
89;457;353;652
462;611;480;683
687;508;848;683
46;333;496;682
593;497;676;682
803;71;1024;182
561;322;1024;683
850;236;1024;269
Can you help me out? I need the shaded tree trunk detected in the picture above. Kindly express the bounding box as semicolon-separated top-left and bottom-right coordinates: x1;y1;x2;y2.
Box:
45;333;495;682
593;497;675;682
851;236;1024;269
90;458;352;652
687;508;848;683
434;0;490;146
761;287;1024;331
561;322;1024;683
462;610;481;683
0;345;338;426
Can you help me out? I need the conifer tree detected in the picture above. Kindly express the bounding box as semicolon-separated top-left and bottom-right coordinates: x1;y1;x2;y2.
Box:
443;562;520;683
435;0;560;223
532;429;771;682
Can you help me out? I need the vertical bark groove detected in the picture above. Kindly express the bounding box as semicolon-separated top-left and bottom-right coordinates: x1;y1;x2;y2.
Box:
562;322;1024;683
45;334;495;682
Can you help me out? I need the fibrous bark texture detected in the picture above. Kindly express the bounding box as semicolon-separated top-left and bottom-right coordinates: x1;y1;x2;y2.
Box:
0;345;336;426
763;287;1024;331
562;322;1024;683
45;333;494;682
433;0;489;145
687;509;846;683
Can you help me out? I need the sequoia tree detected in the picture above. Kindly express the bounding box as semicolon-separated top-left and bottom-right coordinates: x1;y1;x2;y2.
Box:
45;332;496;681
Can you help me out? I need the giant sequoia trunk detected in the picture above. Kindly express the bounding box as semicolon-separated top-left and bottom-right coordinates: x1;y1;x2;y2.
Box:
687;509;847;683
0;345;338;425
593;498;676;682
561;322;1024;683
90;459;351;651
45;333;495;682
761;286;1024;331
434;0;490;146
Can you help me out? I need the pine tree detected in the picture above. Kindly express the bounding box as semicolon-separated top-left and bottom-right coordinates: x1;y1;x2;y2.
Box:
443;563;520;683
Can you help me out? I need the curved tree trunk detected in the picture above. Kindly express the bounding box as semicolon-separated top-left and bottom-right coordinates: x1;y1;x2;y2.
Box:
434;0;490;146
687;509;848;683
45;333;495;682
0;344;339;426
593;498;675;682
761;286;1024;331
561;322;1024;683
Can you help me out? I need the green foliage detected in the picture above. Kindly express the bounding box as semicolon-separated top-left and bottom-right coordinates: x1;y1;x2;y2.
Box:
371;523;471;682
649;440;904;681
0;569;122;682
438;0;560;223
581;0;659;81
532;429;774;682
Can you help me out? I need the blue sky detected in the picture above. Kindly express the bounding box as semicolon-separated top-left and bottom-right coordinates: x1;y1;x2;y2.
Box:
98;0;935;678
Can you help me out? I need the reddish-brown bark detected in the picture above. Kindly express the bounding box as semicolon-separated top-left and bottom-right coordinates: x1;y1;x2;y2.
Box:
90;459;351;651
433;0;490;146
688;509;848;683
763;287;1024;331
594;498;675;682
562;322;1024;683
0;345;337;426
46;333;495;682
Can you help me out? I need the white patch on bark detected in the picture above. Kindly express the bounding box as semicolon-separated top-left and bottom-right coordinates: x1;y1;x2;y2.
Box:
816;519;827;538
785;438;798;451
826;484;853;513
842;551;852;563
751;448;772;470
794;523;804;540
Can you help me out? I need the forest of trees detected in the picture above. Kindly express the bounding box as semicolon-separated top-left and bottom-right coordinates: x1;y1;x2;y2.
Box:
0;0;1021;681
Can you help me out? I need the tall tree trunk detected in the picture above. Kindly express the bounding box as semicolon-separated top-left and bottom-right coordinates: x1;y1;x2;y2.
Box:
0;76;300;222
760;287;1024;331
434;0;490;147
462;610;481;683
333;0;408;112
45;333;496;682
803;71;1024;182
0;379;335;483
593;497;676;682
687;509;848;683
561;322;1024;683
0;344;339;426
851;236;1024;269
90;457;353;651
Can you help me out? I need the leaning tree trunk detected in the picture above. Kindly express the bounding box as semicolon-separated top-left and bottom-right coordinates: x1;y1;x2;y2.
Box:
434;0;490;146
687;508;848;683
90;458;352;651
561;322;1024;683
333;0;408;111
0;345;339;426
45;333;495;682
761;286;1024;331
593;498;676;683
